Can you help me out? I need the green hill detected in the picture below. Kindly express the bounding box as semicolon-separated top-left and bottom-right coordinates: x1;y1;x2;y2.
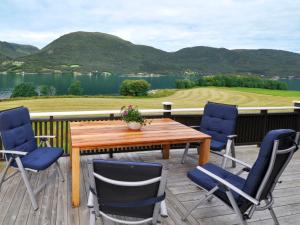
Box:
0;52;10;62
0;41;39;59
1;31;300;76
16;32;169;73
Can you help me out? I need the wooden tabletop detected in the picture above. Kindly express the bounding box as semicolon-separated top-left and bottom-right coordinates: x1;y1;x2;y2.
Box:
70;118;210;149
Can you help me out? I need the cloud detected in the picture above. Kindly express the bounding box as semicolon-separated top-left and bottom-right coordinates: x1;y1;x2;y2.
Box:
0;0;299;52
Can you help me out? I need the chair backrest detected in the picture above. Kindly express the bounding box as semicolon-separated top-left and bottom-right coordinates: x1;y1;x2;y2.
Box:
239;129;298;212
0;107;36;158
89;159;165;219
200;102;238;143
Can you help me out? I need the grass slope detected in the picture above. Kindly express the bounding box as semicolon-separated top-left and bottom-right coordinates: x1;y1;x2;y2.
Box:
230;87;300;97
0;87;298;112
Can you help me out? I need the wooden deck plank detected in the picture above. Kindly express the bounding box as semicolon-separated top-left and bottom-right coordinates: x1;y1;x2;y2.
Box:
26;168;49;225
0;145;299;225
2;173;29;225
14;170;40;225
66;158;80;225
0;171;22;224
39;165;57;225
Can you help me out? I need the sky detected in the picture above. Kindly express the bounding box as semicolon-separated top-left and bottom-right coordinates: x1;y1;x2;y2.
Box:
0;0;300;53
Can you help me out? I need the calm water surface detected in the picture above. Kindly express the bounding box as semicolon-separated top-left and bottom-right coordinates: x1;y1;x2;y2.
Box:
0;74;299;99
0;73;185;99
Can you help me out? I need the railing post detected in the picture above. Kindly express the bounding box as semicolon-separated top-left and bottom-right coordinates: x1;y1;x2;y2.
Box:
110;113;114;120
260;109;268;142
294;101;300;132
50;116;54;146
162;102;173;118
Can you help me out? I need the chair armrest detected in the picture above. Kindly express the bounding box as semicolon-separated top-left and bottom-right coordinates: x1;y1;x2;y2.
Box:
35;135;56;139
0;150;28;156
196;166;259;205
227;134;237;139
222;154;252;169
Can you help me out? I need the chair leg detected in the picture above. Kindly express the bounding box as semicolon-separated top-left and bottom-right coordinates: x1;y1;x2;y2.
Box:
182;193;213;221
181;143;190;164
207;195;214;202
15;157;38;210
55;161;65;182
160;200;168;217
226;190;248;225
89;209;96;225
231;143;236;168
182;186;218;221
0;158;13;191
268;206;279;225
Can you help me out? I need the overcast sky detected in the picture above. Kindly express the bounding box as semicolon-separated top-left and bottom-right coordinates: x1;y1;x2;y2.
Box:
0;0;299;53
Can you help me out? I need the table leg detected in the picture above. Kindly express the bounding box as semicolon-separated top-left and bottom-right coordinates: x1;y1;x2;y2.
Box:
72;147;80;207
162;144;170;159
69;147;72;168
198;138;211;165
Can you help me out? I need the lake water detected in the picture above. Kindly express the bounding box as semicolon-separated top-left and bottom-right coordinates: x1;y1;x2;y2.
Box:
0;73;185;98
0;74;299;99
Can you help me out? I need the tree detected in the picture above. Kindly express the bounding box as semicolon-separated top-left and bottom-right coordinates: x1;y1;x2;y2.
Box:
11;82;38;98
40;85;56;96
68;80;84;95
175;79;196;89
120;80;150;96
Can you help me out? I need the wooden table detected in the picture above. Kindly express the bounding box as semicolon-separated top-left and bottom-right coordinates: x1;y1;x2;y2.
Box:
70;118;211;207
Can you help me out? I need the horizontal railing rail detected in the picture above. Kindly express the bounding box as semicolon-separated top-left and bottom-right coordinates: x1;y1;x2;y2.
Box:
1;101;300;160
29;106;300;117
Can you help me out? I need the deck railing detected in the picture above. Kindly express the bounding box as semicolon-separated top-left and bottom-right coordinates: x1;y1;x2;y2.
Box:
1;101;300;159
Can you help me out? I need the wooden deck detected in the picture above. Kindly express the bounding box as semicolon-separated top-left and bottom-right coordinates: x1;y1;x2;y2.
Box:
0;146;299;225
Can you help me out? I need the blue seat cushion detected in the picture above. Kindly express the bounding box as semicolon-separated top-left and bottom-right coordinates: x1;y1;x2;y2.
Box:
13;147;64;171
187;163;245;206
200;102;238;144
210;140;226;151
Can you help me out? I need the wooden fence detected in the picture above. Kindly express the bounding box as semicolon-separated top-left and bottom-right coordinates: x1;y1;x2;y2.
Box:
1;101;300;158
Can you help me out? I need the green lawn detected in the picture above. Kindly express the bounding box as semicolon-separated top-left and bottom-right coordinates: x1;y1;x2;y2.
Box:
230;87;300;97
0;87;299;112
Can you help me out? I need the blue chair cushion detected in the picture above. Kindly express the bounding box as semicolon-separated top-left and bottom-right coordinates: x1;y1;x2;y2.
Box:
13;147;64;171
241;129;295;199
210;140;226;151
200;102;238;145
0;107;37;154
187;163;245;206
93;159;163;218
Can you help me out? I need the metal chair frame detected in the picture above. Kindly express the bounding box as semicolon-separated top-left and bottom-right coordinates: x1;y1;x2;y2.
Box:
181;134;237;168
183;132;299;225
87;160;168;225
0;135;64;211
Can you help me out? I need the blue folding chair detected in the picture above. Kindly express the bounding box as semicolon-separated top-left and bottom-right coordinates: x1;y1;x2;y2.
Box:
182;129;299;225
87;159;168;225
0;107;64;210
181;102;238;168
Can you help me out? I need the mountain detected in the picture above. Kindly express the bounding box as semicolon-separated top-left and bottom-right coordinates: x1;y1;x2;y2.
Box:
15;31;169;74
1;31;300;76
0;52;10;62
0;41;39;59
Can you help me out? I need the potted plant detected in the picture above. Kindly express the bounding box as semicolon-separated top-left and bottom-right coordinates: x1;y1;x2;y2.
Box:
120;105;147;130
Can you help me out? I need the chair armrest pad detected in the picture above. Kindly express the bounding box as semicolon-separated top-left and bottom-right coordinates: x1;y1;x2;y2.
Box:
0;150;28;156
227;135;237;139
35;135;56;139
222;154;252;169
196;166;259;205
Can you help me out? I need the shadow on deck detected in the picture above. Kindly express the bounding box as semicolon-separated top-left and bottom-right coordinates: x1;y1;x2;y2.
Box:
0;146;299;225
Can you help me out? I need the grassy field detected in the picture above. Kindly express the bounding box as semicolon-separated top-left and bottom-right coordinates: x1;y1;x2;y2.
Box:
0;87;299;112
230;87;300;97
